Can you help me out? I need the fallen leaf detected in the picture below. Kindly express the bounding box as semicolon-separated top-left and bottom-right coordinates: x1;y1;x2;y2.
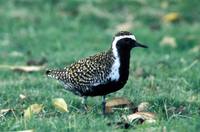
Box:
105;97;134;114
0;65;45;73
138;102;150;112
163;12;180;23
108;112;156;129
160;36;177;48
24;104;43;119
122;112;156;124
12;66;45;73
52;98;69;112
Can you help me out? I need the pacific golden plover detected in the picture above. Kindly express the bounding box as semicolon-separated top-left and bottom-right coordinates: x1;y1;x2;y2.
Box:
46;31;148;114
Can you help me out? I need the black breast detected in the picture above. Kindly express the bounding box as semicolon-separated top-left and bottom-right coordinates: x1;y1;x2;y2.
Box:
83;48;131;97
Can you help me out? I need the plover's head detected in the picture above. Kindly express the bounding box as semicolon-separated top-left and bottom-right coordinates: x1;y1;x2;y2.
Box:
112;31;148;51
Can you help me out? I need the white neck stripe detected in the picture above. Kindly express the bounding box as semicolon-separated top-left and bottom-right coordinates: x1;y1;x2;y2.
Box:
107;35;136;82
112;35;136;58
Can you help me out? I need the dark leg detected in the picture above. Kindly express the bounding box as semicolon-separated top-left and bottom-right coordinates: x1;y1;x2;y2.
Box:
81;96;88;111
102;95;106;115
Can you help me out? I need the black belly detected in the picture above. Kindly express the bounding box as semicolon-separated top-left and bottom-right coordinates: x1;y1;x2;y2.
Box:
81;80;127;96
79;49;131;96
80;66;130;96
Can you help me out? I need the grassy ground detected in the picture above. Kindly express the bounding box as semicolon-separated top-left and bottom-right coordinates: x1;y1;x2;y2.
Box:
0;0;200;131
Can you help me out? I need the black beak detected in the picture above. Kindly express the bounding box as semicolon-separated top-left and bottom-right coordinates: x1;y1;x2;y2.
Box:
135;41;148;48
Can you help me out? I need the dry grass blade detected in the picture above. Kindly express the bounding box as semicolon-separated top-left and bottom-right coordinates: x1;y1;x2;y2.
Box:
182;60;198;72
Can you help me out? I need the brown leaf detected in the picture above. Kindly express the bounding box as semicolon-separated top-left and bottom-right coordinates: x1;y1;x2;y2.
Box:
24;104;43;119
12;66;45;73
52;98;69;112
163;12;180;23
160;36;177;48
105;97;134;114
0;65;45;72
122;112;156;124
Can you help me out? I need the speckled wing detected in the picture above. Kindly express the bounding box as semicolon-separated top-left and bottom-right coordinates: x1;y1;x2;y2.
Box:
64;51;114;88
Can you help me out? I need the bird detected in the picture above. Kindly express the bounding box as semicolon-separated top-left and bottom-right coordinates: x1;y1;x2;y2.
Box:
46;31;148;115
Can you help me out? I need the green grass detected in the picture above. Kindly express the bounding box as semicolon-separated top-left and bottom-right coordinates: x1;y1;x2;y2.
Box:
0;0;200;131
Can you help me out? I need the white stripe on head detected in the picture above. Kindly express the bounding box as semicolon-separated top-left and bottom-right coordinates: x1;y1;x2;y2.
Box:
112;35;136;57
108;35;136;81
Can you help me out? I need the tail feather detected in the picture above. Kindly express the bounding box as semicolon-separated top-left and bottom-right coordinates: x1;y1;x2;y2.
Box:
46;69;67;81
